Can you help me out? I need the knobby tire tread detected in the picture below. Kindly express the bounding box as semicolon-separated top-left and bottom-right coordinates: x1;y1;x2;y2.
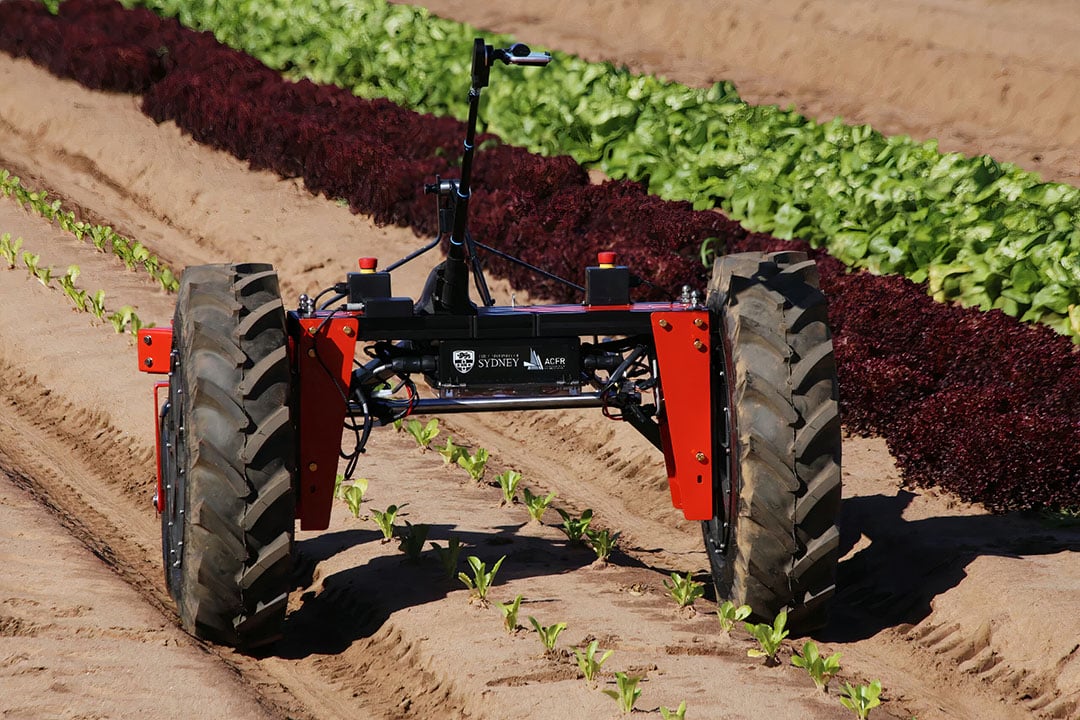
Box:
169;263;295;649
702;251;842;633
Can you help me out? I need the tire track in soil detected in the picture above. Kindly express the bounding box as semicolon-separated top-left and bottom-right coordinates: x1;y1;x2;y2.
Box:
0;466;281;720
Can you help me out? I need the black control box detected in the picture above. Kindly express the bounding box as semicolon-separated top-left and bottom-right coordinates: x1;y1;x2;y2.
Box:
347;271;392;304
585;265;630;306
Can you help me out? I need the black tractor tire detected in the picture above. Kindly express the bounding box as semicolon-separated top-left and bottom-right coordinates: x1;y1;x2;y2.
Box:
159;263;296;649
701;251;842;633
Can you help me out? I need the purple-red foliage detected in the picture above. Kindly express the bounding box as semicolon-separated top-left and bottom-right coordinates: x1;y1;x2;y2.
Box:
3;0;1080;511
826;268;1080;511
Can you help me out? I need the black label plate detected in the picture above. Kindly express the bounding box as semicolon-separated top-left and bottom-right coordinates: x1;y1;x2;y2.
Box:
439;339;580;387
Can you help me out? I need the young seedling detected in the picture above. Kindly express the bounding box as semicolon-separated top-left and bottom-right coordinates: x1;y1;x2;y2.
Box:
458;554;505;606
430;535;463;579
436;436;468;466
128;313;147;338
556;507;593;543
107;306;131;333
22;251;40;277
112;236;135;270
528;616;567;656
58;265;87;311
88;225;111;252
371;503;405;542
663;571;705;608
791;640;842;692
88;289;106;320
341;482;368;518
457;447;489;483
397;521;430;561
495;594;523;634
839;680;883;719
660;701;688;720
158;266;178;292
522;487;556;523
585;527;620;564
716;601;752;632
602;671;643;715
573;639;613;685
405;417;440;450
745;609;789;665
496;469;522;505
340;475;368;500
108;305;138;334
0;233;22;268
33;264;53;288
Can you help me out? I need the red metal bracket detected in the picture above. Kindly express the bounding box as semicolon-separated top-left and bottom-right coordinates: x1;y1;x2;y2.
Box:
651;311;713;521
152;381;169;514
295;315;359;530
137;327;172;374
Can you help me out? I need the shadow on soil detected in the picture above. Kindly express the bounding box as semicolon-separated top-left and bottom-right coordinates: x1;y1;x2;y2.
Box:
272;520;654;659
822;489;1080;642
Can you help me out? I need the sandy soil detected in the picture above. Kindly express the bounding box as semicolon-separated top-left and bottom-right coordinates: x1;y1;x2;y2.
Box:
1;1;1079;719
0;468;278;720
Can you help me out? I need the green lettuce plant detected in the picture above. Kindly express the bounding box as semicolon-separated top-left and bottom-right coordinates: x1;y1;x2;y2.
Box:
663;571;704;608
430;535;463;579
791;640;842;692
556;508;593;543
57;265;87;311
573;639;612;685
458;554;505;606
371;503;405;542
745;609;789;665
0;233;22;268
839;680;883;719
585;527;619;564
496;469;521;505
341;480;368;517
405;417;439;450
436;436;468;465
716;601;752;632
396;521;430;561
88;289;107;320
603;671;643;715
495;594;523;634
457;447;489;483
528;616;567;656
660;702;687;720
522;487;556;523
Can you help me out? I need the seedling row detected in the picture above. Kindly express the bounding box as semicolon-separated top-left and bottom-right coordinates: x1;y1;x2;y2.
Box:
331;417;888;718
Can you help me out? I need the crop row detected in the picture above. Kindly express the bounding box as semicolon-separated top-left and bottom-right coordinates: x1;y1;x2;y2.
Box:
0;230;147;336
1;0;1078;511
340;422;887;718
0;168;179;292
112;0;1080;341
